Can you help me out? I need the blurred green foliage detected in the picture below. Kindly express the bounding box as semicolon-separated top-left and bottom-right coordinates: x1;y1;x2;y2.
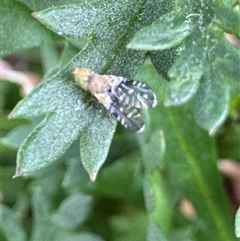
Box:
0;0;239;241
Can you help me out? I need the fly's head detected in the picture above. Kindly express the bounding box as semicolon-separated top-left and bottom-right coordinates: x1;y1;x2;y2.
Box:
73;68;93;90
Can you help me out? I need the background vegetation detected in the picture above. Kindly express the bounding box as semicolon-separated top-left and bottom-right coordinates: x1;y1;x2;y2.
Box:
1;0;240;240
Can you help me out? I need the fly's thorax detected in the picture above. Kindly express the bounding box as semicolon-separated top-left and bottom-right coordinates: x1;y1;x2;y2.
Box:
86;74;111;95
73;68;93;90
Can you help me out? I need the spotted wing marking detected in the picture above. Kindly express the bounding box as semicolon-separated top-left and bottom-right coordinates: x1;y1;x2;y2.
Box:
111;78;157;109
108;94;145;132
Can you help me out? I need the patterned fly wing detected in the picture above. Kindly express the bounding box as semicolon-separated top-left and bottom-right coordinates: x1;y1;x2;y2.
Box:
108;94;145;132
111;77;157;109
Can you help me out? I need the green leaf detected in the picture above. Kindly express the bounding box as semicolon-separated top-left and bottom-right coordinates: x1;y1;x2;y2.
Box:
62;157;89;189
0;1;51;57
138;129;171;238
80;115;117;181
0;167;27;203
140;130;166;174
137;60;237;241
164;76;200;106
0;204;27;241
10;0;166;179
0;112;29;133
28;190;53;240
146;218;168;241
10;77;91;176
30;189;65;241
128;1;240;133
16;0;86;11
235;207;240;238
110;211;148;241
29;164;65;197
167;30;238;133
128;11;196;50
87;151;143;202
143;171;172;239
149;47;180;80
61;233;104;241
1;118;40;149
164;32;204;105
30;189;104;241
216;6;240;35
52;194;92;229
193;70;230;135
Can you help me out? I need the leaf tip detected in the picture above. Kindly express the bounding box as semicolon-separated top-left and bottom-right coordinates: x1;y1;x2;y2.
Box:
31;12;38;19
8;110;14;119
13;168;23;178
163;101;170;107
31;11;42;23
159;130;165;137
90;172;98;182
126;43;131;49
209;129;215;136
8;107;21;119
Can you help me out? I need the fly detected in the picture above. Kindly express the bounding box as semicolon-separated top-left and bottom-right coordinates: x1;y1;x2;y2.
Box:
73;68;157;132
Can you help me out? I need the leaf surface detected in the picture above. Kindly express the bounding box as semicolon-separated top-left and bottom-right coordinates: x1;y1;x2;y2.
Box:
11;0;167;178
137;60;237;241
0;204;27;241
0;1;51;57
128;0;240;132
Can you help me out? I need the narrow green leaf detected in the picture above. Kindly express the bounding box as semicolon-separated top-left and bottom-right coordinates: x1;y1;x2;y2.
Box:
1;118;40;149
0;113;29;131
80;117;117;181
62;157;88;189
140;130;166;174
193;70;230;135
30;189;104;241
40;43;59;73
144;172;172;238
0;1;51;57
0;204;27;241
139;129;171;238
1;125;34;149
235;207;240;238
110;211;148;241
128;11;196;50
208;32;240;82
222;0;237;6
52;194;92;229
146;219;168;241
88;151;143;202
165;32;204;105
164;72;200;106
30;189;63;241
138;60;236;241
0;167;27;204
216;6;240;35
61;233;104;241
